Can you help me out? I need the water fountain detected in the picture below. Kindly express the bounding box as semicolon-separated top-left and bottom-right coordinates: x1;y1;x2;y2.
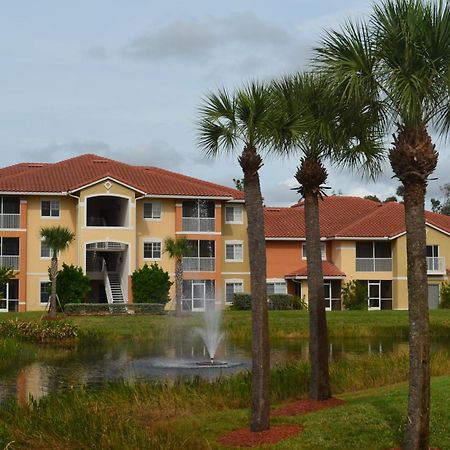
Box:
194;309;228;367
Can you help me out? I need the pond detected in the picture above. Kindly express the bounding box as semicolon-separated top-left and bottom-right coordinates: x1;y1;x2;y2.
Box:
1;330;449;404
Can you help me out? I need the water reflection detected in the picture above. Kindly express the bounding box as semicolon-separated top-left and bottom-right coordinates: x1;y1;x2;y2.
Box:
1;334;448;405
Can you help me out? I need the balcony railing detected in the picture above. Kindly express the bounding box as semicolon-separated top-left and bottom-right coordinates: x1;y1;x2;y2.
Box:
0;214;20;229
0;256;19;270
427;256;446;274
356;258;392;272
183;257;215;272
182;217;215;232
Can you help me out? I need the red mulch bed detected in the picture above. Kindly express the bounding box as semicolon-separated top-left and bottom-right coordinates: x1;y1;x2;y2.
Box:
272;397;345;416
218;425;303;448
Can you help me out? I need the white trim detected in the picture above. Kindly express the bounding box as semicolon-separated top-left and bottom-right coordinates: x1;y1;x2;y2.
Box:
426;222;450;237
69;176;146;195
176;231;221;235
392;276;408;280
225;240;244;262
266;278;286;283
27;272;49;276
144;194;234;200
333;236;391;241
0;191;66;196
285;275;345;280
0;228;26;232
40;198;60;219
334;245;354;250
266;237;306;241
142;200;162;221
20;199;27;204
221;272;251;275
39;279;50;304
224;279;244;304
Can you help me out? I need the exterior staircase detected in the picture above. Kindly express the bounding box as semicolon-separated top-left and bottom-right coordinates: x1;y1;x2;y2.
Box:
108;272;125;304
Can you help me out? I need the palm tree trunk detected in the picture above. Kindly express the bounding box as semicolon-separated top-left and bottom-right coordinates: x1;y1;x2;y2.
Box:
239;145;270;432
402;181;430;450
304;191;331;400
175;260;183;317
50;255;58;319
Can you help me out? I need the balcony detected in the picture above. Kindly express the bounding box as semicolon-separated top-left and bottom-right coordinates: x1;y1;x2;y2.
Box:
0;256;19;270
427;257;446;275
183;257;215;272
356;258;392;272
182;217;215;232
0;214;20;229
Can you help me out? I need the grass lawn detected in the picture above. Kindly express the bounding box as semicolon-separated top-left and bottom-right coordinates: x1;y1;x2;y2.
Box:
2;309;450;341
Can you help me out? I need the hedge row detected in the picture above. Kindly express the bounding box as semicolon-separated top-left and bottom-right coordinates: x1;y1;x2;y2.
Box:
64;303;166;315
230;294;307;311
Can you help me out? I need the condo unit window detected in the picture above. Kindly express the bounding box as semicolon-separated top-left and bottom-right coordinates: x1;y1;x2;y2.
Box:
86;196;129;227
143;202;161;220
356;241;391;258
426;245;439;258
41;240;51;258
225;281;243;304
225;241;243;262
225;205;243;224
266;281;287;295
186;240;215;258
302;242;326;260
0;196;20;214
40;281;50;304
0;279;19;312
41;200;59;217
182;200;215;219
182;279;215;311
143;241;162;259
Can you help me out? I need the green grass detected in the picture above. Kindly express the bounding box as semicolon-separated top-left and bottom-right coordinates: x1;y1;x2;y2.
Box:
2;310;450;342
1;351;450;449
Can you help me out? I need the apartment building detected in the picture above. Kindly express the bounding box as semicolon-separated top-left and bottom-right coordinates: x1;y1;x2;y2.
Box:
265;196;450;310
0;154;249;312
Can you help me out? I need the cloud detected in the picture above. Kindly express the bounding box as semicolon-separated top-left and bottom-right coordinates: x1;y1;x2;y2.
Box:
85;46;109;61
122;12;293;64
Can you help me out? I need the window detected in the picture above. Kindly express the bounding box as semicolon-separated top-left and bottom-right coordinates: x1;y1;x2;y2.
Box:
0;196;20;214
40;281;50;304
225;280;243;304
426;245;439;258
182;200;215;232
143;241;162;259
302;243;326;260
355;241;392;271
225;241;243;262
41;200;59;217
182;279;215;311
225;205;243;224
143;202;161;220
41;240;51;258
266;281;287;295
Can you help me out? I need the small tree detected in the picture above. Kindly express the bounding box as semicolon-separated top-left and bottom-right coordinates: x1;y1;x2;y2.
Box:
49;263;90;310
439;282;450;309
341;280;368;310
131;263;172;304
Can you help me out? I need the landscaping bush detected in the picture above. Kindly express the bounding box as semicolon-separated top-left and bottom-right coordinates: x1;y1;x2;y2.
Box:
342;280;368;310
439;281;450;308
131;263;172;304
230;293;307;310
49;263;91;310
230;293;252;310
64;303;166;315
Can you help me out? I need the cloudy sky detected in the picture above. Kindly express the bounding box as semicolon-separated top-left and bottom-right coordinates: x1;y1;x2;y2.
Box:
1;1;449;206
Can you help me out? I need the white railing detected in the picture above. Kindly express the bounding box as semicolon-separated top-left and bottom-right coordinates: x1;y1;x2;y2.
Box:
0;214;20;229
181;298;215;311
427;257;446;274
102;260;113;305
369;297;393;310
86;242;126;251
183;257;215;272
356;258;392;272
182;217;215;232
0;256;19;270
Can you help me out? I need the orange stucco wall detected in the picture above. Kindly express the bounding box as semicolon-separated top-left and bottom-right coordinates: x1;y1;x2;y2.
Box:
266;241;302;278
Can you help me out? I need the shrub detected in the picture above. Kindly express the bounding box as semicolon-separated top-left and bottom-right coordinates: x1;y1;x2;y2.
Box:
230;294;252;310
0;318;78;342
64;303;166;315
131;263;172;304
439;282;450;308
342;280;368;310
230;293;307;310
49;264;91;310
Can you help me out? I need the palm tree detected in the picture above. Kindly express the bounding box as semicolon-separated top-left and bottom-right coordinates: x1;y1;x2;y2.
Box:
271;73;383;401
40;226;75;318
198;82;273;431
163;236;190;317
315;1;450;447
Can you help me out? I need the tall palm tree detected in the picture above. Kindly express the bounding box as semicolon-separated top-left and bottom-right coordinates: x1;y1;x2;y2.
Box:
163;236;190;317
40;226;75;318
198;82;273;431
271;72;383;401
315;1;450;447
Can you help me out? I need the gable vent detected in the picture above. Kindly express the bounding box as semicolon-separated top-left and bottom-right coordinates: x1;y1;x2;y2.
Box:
92;160;108;164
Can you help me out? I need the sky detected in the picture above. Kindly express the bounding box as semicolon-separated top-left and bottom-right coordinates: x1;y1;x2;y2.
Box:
1;0;449;206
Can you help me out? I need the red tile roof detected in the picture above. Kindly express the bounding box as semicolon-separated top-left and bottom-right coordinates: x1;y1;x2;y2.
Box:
265;196;450;239
0;154;244;200
286;261;346;278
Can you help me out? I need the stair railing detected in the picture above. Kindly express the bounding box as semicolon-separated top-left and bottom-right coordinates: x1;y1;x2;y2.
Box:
102;259;113;305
